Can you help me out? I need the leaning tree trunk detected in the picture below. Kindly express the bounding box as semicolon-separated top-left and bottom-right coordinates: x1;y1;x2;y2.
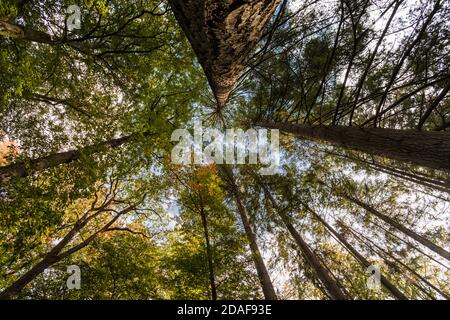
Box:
221;166;277;299
0;220;83;300
0;255;59;300
306;205;408;300
345;194;450;262
256;122;450;171
0;132;153;184
0;20;54;43
261;184;348;300
168;0;281;109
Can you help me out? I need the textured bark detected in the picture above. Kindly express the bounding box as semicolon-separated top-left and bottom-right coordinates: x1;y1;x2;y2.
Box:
345;194;450;262
0;132;152;184
0;20;53;43
307;206;408;300
261;184;348;300
221;167;277;299
168;0;281;109
256;122;450;171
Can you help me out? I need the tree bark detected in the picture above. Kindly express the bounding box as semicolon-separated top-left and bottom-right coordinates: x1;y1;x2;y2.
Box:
0;20;54;43
256;121;450;171
0;132;152;184
221;166;277;299
307;205;408;300
168;0;281;109
345;194;450;261
261;183;348;300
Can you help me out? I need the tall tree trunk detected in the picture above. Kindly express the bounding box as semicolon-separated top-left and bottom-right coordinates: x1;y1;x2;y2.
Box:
306;205;408;300
199;204;217;300
221;166;277;299
0;132;152;184
345;194;450;261
168;0;281;109
256;121;450;171
261;184;348;300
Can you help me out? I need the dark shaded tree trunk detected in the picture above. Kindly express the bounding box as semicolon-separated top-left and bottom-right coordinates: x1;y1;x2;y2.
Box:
307;205;408;300
256;122;450;171
0;132;152;184
0;222;83;300
261;184;348;300
221;166;277;299
199;204;217;300
345;194;450;261
168;0;281;109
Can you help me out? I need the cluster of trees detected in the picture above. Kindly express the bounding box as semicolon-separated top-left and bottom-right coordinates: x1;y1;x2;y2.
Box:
0;0;448;299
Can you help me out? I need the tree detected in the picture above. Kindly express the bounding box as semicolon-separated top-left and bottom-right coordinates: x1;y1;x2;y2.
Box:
220;165;277;299
1;0;449;301
256;121;450;171
168;0;281;109
0;178;147;299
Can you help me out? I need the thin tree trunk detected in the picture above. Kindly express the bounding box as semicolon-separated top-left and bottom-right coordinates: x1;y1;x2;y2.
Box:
261;183;348;300
306;205;408;299
369;218;450;271
199;204;217;300
256;121;450;171
345;194;450;261
372;0;442;127
221;166;277;299
0;222;86;299
350;227;450;300
0;255;59;300
417;81;450;130
168;0;281;109
349;0;404;125
0;132;152;184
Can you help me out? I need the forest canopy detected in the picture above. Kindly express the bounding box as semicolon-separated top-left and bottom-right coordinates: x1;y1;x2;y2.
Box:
0;0;449;300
